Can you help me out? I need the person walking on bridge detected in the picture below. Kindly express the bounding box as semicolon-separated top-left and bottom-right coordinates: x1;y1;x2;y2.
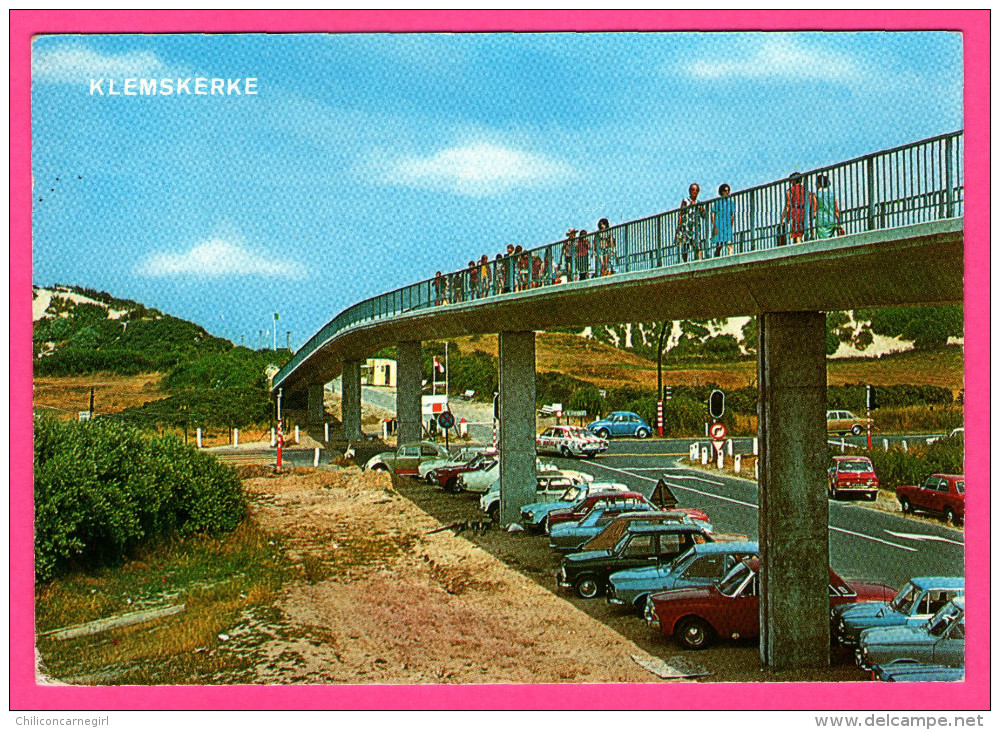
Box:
597;218;616;275
562;228;577;282
781;172;810;244
675;183;706;262
813;173;842;239
576;230;591;280
711;184;735;257
478;255;491;297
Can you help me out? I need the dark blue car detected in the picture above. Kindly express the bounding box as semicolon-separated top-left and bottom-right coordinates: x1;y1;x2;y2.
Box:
588;411;652;439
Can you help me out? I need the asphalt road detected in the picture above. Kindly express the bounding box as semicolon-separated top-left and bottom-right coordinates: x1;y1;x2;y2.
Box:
546;437;964;589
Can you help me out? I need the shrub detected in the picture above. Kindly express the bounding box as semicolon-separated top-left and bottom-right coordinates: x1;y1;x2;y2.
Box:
34;416;246;582
845;433;964;492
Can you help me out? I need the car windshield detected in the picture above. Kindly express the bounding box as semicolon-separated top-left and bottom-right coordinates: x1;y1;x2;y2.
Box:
927;602;963;637
890;583;918;613
839;460;872;473
718;561;753;597
561;486;583;502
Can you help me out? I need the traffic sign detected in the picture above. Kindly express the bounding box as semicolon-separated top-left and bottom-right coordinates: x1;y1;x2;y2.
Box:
437;410;455;430
709;422;727;440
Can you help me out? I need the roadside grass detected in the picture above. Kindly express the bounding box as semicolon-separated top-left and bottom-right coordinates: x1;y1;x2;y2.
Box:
36;518;286;685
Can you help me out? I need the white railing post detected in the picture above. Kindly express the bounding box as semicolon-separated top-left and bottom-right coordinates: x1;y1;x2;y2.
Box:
233;428;239;447
295;425;300;444
717;448;724;469
313;447;320;467
883;438;889;452
324;422;330;442
701;447;709;465
270;428;276;447
753;437;759;455
726;439;733;456
196;427;202;449
734;454;742;473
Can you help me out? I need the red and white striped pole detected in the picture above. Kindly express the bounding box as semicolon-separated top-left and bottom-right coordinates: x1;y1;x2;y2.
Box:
276;388;284;470
657;400;664;437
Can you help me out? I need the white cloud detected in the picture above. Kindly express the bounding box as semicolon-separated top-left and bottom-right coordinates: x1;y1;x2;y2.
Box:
137;238;306;279
384;142;574;196
32;43;169;83
685;35;859;82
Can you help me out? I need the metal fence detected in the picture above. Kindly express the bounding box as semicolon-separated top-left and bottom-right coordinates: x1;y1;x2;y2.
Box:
275;131;963;388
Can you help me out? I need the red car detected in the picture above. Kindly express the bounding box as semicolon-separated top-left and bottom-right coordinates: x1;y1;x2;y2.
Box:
430;451;498;493
645;557;894;650
828;456;879;501
896;474;965;525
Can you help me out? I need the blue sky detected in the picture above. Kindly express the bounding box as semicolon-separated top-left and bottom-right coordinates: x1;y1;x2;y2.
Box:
31;32;963;348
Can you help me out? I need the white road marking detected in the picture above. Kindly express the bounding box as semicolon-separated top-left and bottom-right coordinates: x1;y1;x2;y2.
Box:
883;530;964;547
587;461;919;553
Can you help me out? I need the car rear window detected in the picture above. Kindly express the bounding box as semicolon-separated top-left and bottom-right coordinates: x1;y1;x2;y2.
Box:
839;460;872;472
955;480;965;493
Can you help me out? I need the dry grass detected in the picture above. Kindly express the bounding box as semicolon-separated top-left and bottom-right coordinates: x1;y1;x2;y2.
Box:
33;372;166;418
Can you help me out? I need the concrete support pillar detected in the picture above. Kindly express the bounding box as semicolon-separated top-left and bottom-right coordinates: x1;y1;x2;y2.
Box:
396;341;423;444
342;360;363;441
306;383;325;423
498;331;537;524
757;311;830;670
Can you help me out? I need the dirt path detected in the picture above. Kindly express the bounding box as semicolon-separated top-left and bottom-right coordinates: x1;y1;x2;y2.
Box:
243;467;670;684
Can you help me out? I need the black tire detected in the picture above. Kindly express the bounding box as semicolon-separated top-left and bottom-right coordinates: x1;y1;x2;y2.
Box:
487;502;500;522
633;594;650;613
595;428;610;439
635;427;650;439
674;617;714;650
852;425;864;436
370;464;388;473
574;575;601;599
868;492;878;501
444;476;460;493
899;497;911;514
945;507;956;525
561;446;573;459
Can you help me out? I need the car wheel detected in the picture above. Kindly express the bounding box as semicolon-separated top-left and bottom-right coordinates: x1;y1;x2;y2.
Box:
633;594;649;613
868;492;878;502
595;428;610;439
674;617;714;650
945;507;956;525
852;425;864;436
444;476;460;493
574;575;601;599
561;446;573;458
370;464;388;472
636;427;650;439
899;497;911;514
487;502;500;522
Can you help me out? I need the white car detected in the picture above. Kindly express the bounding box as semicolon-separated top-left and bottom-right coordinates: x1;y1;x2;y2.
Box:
479;469;594;520
458;457;557;494
418;445;493;482
535;425;609;459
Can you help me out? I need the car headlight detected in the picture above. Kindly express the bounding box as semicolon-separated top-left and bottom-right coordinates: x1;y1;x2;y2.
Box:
525;511;534;520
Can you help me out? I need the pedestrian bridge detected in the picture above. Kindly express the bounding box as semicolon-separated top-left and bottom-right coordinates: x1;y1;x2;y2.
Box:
271;130;964;671
274;131;963;395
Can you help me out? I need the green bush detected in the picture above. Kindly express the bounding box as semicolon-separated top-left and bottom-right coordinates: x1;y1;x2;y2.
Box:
34;416;246;582
165;347;291;391
842;433;964;492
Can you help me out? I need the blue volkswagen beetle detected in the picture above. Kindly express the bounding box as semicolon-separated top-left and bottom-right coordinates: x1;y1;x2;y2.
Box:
606;541;758;611
587;411;652;439
833;576;964;647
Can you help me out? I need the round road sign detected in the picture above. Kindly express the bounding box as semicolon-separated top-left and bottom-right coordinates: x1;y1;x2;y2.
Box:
709;422;727;440
437;411;456;430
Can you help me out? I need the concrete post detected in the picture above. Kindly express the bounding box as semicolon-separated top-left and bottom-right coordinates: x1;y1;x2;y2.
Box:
342;360;363;441
307;382;325;423
196;427;202;448
757;311;830;670
397;341;423;445
735;453;742;473
498;331;537;524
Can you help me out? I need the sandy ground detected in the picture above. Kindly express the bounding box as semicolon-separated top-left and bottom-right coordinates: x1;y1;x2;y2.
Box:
243;467;669;684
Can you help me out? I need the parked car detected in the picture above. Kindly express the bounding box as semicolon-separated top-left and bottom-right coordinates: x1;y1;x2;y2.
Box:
587;411;652;439
479;469;592;521
546;490;655;533
646;557;894;650
826;410;870;436
896;474;965;524
520;482;631;533
856;596;965;671
833;576;964;647
548;504;660;552
363;441;451;475
458;457;557;494
607;541;758;611
419;445;491;481
872;659;964;682
557;523;718;598
428;450;498;492
580;509;715;551
827;456;879;501
535;425;609;459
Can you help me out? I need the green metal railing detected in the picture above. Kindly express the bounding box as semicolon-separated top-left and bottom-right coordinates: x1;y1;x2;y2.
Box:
275;130;963;390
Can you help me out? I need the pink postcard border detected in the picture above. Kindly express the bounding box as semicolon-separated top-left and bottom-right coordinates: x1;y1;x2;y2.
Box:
10;9;990;711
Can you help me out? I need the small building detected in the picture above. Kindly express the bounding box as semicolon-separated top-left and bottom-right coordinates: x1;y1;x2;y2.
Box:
362;358;396;387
